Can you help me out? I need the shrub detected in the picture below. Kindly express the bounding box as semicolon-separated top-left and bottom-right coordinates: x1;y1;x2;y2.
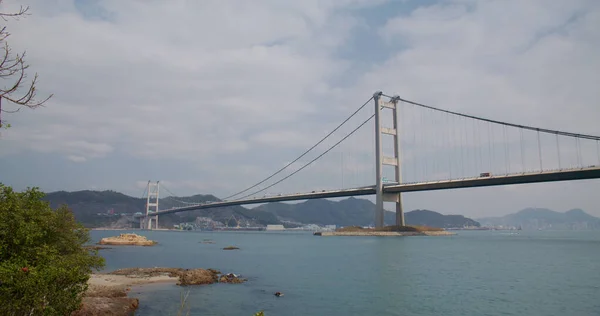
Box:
0;184;105;315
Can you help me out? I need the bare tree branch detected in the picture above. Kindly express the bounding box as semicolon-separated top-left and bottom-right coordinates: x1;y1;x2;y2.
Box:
0;0;52;128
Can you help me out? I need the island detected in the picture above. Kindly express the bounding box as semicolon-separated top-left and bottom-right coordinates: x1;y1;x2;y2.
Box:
314;225;455;236
98;233;157;246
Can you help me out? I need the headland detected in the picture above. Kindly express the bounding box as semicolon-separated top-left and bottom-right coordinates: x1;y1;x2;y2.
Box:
314;225;456;236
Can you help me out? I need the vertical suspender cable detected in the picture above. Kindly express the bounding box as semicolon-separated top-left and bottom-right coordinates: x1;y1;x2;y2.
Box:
476;119;482;173
576;137;582;168
597;140;600;166
556;134;561;170
412;104;416;183
422;108;428;181
488;122;492;173
471;118;476;173
433;110;438;180
520;128;525;174
537;130;543;171
491;123;495;174
458;116;465;178
447;112;452;179
503;125;509;175
465;116;470;175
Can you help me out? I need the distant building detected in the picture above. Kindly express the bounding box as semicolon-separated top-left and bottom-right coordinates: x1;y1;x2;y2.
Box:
266;224;285;231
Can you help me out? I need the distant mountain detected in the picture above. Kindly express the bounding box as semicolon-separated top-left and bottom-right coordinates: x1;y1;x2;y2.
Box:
42;190;480;229
406;210;480;228
43;190;278;228
44;190;145;228
477;208;600;230
253;197;480;228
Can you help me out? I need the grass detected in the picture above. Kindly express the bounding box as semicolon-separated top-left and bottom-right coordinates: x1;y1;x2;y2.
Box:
175;290;191;316
335;225;443;232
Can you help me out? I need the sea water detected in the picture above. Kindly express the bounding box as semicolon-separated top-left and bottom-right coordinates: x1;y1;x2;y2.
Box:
90;230;600;316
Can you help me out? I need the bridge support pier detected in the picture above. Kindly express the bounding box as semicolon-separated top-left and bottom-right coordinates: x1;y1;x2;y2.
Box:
144;181;160;230
374;92;405;228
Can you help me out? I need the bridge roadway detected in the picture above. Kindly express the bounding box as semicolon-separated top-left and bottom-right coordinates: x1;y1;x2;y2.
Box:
140;166;600;217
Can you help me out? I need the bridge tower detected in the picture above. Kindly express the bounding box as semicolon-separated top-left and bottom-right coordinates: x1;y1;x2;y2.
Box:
373;92;405;228
143;181;160;230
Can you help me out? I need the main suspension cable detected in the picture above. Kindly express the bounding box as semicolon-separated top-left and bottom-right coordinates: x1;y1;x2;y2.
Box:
222;96;375;201
234;114;376;201
382;94;600;141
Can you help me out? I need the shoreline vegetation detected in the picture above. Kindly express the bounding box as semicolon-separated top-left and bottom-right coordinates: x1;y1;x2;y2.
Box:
77;267;246;315
315;225;455;236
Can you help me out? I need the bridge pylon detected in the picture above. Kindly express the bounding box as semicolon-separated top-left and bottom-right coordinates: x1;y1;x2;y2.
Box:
374;92;405;228
142;180;160;230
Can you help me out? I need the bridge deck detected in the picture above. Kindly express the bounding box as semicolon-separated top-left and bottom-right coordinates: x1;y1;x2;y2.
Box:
141;166;600;217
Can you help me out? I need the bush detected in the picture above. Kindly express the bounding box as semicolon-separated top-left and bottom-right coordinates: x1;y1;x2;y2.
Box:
0;184;105;315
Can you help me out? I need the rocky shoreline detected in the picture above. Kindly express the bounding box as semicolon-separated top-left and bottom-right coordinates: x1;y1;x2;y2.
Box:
74;267;245;315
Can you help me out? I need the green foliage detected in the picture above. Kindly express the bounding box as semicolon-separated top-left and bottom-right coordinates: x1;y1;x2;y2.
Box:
253;312;265;316
0;184;105;315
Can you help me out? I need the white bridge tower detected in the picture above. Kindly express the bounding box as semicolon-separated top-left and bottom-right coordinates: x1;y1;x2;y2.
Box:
141;181;160;230
373;92;405;228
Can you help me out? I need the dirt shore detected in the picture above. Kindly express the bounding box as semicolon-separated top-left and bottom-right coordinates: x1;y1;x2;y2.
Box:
74;268;245;315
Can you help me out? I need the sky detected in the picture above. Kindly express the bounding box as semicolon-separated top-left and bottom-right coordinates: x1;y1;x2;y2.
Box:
1;0;599;218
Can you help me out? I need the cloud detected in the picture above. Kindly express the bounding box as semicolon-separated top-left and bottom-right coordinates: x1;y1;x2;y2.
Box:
1;0;373;162
1;0;599;217
67;155;87;163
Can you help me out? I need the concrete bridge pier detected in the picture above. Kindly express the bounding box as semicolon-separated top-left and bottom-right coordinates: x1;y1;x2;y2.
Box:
374;92;405;228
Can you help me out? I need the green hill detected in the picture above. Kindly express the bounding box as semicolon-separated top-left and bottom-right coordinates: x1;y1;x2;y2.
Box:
42;190;479;229
252;197;479;228
42;190;278;228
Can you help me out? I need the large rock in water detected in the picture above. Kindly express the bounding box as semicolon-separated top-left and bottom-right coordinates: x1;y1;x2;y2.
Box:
98;233;157;246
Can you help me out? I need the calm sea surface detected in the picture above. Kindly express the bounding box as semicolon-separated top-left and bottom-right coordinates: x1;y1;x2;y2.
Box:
90;230;600;316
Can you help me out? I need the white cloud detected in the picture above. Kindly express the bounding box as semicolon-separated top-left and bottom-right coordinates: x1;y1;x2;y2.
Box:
1;0;372;162
1;0;599;216
67;155;86;163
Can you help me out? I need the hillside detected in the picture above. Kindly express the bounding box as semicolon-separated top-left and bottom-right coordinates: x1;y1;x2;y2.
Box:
253;197;480;228
406;210;480;228
42;190;278;228
42;190;480;229
477;208;600;230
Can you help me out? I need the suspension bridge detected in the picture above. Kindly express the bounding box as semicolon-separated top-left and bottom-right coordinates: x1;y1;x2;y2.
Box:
136;91;600;230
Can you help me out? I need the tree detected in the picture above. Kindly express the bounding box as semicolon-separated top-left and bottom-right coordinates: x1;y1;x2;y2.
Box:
0;2;52;128
0;184;105;315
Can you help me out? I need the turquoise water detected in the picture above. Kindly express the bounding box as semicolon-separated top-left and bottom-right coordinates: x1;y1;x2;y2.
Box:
90;230;600;316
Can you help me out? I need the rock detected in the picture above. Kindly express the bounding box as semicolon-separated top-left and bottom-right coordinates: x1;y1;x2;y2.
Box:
207;268;221;275
219;273;246;284
223;246;239;250
72;297;139;316
177;269;219;286
98;233;157;246
77;267;243;315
